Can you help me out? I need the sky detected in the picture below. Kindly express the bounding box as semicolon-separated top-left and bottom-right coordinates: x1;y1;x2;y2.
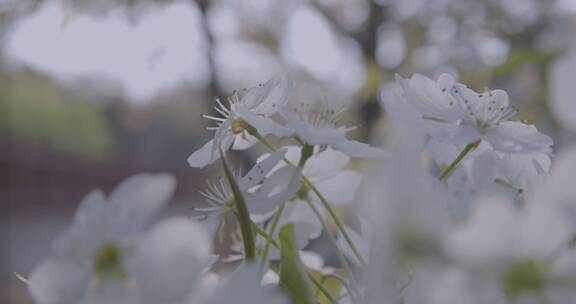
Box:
4;0;368;103
5;0;210;103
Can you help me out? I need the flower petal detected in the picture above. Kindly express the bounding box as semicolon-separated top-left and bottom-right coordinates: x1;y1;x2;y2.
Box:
128;217;211;304
484;121;553;154
188;139;216;168
107;174;176;235
315;170;361;205
28;258;89;304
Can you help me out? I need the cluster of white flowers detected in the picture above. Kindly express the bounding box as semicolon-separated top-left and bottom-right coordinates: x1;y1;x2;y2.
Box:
27;72;576;304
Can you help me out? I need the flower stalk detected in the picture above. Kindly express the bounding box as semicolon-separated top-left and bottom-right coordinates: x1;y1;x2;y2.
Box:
438;139;482;181
219;146;256;260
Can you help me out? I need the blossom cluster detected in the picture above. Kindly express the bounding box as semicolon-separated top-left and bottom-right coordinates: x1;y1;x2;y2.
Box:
26;71;576;304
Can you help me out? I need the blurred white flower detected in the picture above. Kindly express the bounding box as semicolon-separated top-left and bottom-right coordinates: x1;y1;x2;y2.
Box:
28;174;214;304
430;143;550;218
350;127;450;304
207;263;288;304
550;39;576;133
436;196;575;303
392;73;553;155
187;74;293;168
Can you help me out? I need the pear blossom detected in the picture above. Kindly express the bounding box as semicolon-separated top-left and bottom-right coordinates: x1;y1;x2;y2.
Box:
347;129;451;304
391;73;553;155
28;174;214;304
265;146;363;205
432;145;549;218
432;197;576;303
196;148;302;225
278;104;386;158
207;263;288;304
187;74;293;168
255;146;362;260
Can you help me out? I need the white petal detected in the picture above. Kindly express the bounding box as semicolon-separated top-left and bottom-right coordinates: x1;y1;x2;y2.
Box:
549;46;576;132
447;197;518;265
72;190;107;225
426;122;479;148
238;148;287;190
299;251;324;272
332;139;388;158
484;121;553;154
315;170;361;205
279;110;386;159
187;139;216;168
303;147;350;179
395;73;460;121
107;174;176;234
210;263;288;304
380;81;421;122
337;225;369;265
128;217;211;304
232;132;258;150
518;205;572;260
534;145;576;216
28;258;89;304
234;105;293;138
52;190;108;258
246;165;301;215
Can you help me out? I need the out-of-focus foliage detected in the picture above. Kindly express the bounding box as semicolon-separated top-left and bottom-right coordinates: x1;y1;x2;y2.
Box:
0;69;112;159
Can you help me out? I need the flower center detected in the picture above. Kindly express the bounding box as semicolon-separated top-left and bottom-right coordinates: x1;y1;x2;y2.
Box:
93;243;125;279
231;118;250;134
502;259;546;300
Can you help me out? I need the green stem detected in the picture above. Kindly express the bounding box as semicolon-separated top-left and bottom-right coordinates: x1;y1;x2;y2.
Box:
299;144;314;168
252;221;279;248
219;147;256;260
261;204;285;264
303;198;354;276
250;130;367;267
304;176;366;266
438;139;481;181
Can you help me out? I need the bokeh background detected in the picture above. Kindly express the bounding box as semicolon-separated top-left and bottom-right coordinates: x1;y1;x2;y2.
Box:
2;0;576;303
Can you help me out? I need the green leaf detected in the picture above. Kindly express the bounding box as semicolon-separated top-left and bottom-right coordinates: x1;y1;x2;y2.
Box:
308;271;341;304
279;224;314;304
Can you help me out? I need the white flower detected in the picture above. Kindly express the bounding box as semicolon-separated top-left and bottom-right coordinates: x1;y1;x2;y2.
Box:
274;146;363;205
255;146;363;259
207;263;288;304
429;143;550;219
196;148;302;225
392;73;553;155
436;196;575;303
187;74;293;168
28;174;213;304
278;103;387;158
338;219;374;266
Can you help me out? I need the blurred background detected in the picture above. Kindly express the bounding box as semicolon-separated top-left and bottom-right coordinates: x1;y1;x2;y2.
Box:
1;0;576;302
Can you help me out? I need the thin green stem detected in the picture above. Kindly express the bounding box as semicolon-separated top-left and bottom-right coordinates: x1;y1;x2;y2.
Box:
303;198;353;275
252;221;279;248
438;139;481;181
303;176;366;266
250;130;367;267
261;204;285;264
